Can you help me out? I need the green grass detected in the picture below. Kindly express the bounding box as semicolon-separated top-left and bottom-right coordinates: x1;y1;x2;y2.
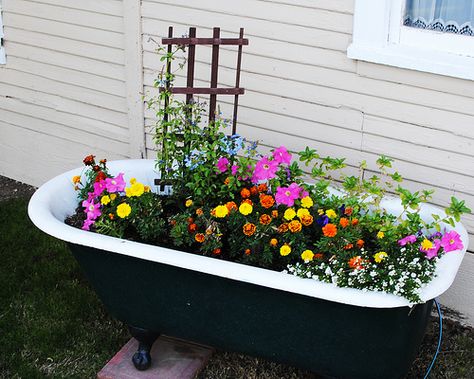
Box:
1;196;473;378
0;198;128;378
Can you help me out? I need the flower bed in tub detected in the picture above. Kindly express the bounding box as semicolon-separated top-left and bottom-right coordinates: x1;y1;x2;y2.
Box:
28;159;468;379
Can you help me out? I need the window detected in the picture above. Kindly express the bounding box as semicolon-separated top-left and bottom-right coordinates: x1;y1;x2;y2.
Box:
0;3;5;64
347;0;474;80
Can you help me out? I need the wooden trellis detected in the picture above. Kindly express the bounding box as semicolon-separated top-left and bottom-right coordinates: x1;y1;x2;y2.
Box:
155;26;248;188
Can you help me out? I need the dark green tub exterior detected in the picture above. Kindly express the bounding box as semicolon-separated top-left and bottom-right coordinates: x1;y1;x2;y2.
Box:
69;242;432;379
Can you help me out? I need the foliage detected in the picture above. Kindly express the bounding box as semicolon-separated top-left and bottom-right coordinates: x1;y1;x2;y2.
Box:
69;49;471;303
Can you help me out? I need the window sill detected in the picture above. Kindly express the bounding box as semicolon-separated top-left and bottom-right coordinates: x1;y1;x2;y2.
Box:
347;42;474;81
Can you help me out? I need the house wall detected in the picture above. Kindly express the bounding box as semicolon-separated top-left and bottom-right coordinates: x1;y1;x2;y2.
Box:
0;0;472;322
0;0;135;185
140;0;474;322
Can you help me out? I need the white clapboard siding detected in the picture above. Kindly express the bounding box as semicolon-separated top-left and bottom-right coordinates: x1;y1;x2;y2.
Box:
141;2;351;52
145;0;354;34
6;43;125;81
0;0;130;185
257;0;354;14
7;0;123;33
142;20;356;73
26;0;124;17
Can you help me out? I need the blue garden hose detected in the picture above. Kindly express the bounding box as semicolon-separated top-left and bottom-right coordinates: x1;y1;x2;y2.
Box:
424;298;443;379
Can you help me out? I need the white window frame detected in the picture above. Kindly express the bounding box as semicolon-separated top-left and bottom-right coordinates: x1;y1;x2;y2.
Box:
0;4;5;64
347;0;474;80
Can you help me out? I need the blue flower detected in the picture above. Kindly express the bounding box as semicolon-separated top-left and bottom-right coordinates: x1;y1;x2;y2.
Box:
316;215;329;226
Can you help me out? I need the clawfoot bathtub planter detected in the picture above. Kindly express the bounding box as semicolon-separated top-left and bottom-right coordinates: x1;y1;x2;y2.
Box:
28;160;468;379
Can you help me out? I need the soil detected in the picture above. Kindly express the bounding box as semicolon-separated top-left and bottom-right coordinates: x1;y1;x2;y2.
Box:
2;174;473;378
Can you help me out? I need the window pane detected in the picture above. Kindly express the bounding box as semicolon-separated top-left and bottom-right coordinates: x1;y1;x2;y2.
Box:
404;0;474;36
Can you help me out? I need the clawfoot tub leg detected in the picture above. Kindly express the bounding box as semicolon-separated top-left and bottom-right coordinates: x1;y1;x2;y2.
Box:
128;326;160;370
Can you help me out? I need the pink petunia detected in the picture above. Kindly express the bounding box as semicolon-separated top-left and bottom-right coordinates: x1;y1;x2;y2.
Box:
93;180;107;197
231;164;239;176
252;157;279;183
82;218;95;231
275;183;302;207
82;198;101;220
272;146;292;165
440;230;463;252
105;173;126;193
421;239;441;259
398;234;417;246
216;157;229;173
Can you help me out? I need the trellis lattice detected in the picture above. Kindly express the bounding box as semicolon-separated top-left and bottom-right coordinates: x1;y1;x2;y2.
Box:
155;26;248;189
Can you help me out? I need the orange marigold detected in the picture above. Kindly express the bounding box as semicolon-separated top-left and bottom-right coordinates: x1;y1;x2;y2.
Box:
226;201;238;212
196;208;204;216
322;223;337;237
348;256;364;270
245;248;251;255
301;214;314;226
288;220;302;233
343;243;354;250
314;253;324;260
213;248;221;255
352;218;359;226
170;219;177;226
270;238;278;247
250;186;258;196
188;223;197;232
224;177;231;185
243;223;257;236
241;188;251;198
259;214;272;225
344;207;353;216
277;223;289;233
195;233;205;243
257;183;268;193
356;239;364;248
108;213;115;220
242;199;253;205
260;194;275;209
339;217;349;228
272;210;279;218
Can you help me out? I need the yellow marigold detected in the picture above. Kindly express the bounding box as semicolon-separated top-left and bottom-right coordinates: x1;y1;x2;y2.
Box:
243;223;257;236
301;249;314;262
116;203;131;218
185;199;193;207
259;214;272;225
300;196;313;208
110;193;117;201
288;220;302;233
72;175;81;184
318;209;324;215
322;223;337;237
297;208;310;219
284;208;296;221
214;205;229;218
100;195;111;205
421;239;433;250
130;178;137;184
126;182;145;197
374;251;388;263
377;231;385;239
270;238;278;247
280;244;291;256
301;214;314;226
195;233;205;243
144;185;151;192
239;202;253;216
325;209;337;219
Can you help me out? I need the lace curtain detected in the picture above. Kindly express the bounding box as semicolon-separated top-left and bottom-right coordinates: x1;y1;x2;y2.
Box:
404;0;474;36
